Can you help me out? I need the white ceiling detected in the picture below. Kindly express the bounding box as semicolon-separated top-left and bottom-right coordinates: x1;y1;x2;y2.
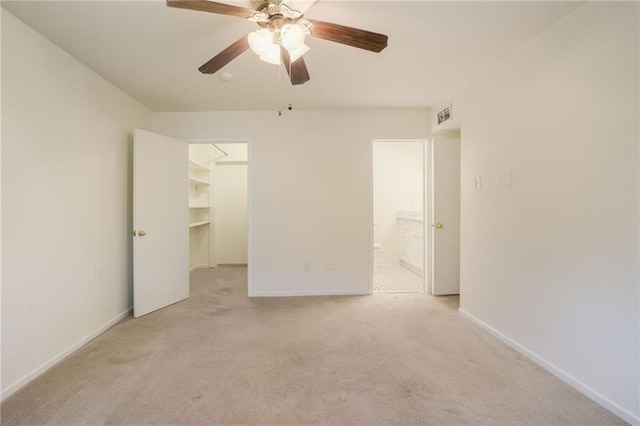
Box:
2;1;582;112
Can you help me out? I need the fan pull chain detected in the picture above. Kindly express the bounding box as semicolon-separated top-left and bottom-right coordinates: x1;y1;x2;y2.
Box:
277;62;283;116
288;57;293;112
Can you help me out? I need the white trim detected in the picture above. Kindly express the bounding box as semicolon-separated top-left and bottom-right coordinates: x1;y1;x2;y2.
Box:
249;290;369;297
426;138;434;295
246;139;253;299
185;137;251;145
458;308;639;426
368;138;374;295
1;307;132;401
189;264;209;272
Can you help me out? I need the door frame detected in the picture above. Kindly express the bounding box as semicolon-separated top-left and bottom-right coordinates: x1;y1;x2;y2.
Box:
425;138;434;294
185;137;253;296
369;139;430;294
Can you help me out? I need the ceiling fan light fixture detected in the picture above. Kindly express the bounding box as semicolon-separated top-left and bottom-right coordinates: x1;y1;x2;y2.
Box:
259;43;281;65
249;23;310;65
248;28;273;56
168;0;388;86
280;23;306;51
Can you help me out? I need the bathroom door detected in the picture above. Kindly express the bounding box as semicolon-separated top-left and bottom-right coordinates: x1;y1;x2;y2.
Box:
431;138;460;295
133;129;189;317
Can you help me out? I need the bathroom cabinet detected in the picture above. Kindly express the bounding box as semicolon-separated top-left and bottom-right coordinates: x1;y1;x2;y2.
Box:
398;218;424;276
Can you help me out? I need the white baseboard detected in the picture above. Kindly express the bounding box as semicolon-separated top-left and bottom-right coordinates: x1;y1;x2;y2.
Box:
1;307;133;401
458;308;639;426
189;264;209;271
249;290;368;297
399;260;425;276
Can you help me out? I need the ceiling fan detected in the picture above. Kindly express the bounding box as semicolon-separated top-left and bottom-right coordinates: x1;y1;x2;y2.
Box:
166;0;389;85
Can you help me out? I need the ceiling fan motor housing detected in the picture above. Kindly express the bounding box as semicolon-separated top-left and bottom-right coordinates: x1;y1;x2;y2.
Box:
253;0;274;10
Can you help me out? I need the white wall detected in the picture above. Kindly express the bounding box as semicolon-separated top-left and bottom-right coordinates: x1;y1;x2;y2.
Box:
456;2;639;423
373;141;424;266
1;11;152;398
153;110;428;296
213;143;248;265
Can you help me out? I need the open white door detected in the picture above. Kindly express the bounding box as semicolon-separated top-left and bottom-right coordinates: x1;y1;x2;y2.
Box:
133;129;189;317
431;138;460;295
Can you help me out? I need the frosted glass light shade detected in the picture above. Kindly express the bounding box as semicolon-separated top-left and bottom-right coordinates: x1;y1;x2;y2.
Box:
260;42;281;65
248;29;273;56
249;26;309;66
281;24;306;51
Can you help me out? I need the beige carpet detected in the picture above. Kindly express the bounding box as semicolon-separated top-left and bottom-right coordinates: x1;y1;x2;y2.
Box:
1;267;626;425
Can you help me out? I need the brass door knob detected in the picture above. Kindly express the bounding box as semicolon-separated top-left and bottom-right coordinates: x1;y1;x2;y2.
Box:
435;223;444;229
138;230;147;237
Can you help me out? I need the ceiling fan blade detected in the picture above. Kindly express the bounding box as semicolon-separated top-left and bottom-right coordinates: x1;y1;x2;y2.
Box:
309;20;388;53
166;0;256;19
199;35;249;74
281;47;311;85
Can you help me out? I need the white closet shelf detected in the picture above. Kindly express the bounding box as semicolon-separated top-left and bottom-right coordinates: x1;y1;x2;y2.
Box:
189;177;210;185
189;205;211;209
189;159;210;172
189;221;210;228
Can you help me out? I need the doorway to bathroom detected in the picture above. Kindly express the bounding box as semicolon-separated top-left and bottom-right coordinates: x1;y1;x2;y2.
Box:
372;140;426;293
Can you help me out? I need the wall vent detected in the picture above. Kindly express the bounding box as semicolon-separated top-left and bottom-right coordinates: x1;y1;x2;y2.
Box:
437;104;452;125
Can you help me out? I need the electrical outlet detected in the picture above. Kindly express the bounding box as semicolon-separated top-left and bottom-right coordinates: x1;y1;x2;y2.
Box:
303;263;311;272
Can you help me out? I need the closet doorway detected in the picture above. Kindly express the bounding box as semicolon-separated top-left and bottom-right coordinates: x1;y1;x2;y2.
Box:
371;140;426;293
188;140;249;271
